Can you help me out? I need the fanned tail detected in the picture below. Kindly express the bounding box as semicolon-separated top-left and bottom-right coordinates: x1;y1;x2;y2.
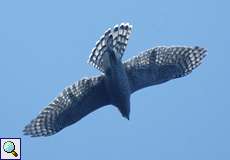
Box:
88;22;132;73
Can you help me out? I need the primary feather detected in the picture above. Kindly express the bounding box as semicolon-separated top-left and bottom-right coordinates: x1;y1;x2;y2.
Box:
124;46;207;93
24;76;110;137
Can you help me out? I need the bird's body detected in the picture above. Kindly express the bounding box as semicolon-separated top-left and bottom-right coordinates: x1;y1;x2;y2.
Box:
104;49;131;119
24;23;207;137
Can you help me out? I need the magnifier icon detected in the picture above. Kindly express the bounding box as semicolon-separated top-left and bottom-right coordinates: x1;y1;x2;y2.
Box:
3;141;18;157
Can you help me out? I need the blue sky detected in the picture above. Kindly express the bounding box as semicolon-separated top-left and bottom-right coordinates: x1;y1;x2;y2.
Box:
0;0;229;159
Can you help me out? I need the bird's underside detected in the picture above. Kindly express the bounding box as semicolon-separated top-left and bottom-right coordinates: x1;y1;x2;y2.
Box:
23;22;207;137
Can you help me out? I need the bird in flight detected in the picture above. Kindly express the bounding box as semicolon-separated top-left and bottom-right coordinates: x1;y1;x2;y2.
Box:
23;22;207;137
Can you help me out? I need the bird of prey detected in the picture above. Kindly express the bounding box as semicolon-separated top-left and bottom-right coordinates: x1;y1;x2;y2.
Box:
23;22;207;137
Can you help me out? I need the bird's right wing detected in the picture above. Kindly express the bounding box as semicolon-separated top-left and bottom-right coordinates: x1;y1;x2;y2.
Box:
23;75;110;137
124;46;207;93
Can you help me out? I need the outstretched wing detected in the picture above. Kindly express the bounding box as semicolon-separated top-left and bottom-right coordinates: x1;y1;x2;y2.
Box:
124;46;207;93
23;75;110;137
88;22;132;73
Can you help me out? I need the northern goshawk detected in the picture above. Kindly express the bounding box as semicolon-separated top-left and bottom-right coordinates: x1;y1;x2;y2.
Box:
23;23;207;137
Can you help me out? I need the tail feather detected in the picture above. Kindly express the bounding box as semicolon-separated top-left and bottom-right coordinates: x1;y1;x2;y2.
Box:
88;23;132;73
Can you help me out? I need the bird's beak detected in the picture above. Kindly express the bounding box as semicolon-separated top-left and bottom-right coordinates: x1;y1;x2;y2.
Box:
124;114;130;120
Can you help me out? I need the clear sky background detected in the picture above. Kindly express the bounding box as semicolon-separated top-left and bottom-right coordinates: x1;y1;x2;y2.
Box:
0;0;229;159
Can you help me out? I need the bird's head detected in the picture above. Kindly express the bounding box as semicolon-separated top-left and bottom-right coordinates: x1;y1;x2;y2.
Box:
120;108;130;120
117;101;130;120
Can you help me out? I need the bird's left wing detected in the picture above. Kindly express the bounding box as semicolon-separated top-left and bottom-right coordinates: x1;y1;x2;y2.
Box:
23;75;110;137
124;46;207;93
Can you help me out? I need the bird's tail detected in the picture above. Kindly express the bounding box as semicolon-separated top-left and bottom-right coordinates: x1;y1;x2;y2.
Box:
88;23;132;73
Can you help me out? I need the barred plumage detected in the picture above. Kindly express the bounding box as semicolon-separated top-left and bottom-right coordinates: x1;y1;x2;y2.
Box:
23;76;109;137
153;46;206;76
124;46;207;93
23;23;207;137
88;23;132;73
